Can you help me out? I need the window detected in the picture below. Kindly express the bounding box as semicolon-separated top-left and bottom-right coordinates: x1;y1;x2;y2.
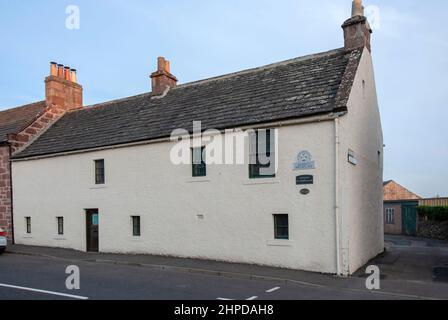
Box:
348;149;358;165
249;129;276;179
132;216;141;237
192;147;206;177
274;214;289;240
95;159;105;184
57;217;64;235
25;217;31;234
385;208;395;225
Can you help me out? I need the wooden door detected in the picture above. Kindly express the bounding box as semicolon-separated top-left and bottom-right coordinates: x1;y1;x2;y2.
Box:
86;209;99;252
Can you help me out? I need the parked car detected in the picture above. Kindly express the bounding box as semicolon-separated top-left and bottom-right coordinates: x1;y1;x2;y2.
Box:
0;228;6;255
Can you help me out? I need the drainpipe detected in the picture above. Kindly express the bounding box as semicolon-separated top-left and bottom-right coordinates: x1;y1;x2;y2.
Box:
334;117;342;275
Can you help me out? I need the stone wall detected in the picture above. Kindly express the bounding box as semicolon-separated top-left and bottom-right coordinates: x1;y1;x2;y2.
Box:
0;145;12;241
418;219;448;241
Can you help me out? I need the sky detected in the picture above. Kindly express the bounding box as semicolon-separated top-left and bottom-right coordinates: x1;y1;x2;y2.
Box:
0;0;447;197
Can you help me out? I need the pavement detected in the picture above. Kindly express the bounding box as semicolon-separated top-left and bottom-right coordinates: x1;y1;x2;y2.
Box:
354;235;448;282
0;235;447;300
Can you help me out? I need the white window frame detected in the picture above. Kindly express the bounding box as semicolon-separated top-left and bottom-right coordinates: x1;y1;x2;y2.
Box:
385;208;395;225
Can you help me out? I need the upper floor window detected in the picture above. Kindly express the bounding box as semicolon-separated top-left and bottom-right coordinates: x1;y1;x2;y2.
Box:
95;159;105;184
249;129;276;179
385;208;395;225
192;147;206;177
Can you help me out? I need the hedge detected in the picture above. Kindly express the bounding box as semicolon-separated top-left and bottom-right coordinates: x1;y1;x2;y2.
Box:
417;206;448;222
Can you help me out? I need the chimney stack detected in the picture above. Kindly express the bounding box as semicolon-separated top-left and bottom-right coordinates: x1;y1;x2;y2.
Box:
342;0;372;52
150;57;178;96
45;62;83;110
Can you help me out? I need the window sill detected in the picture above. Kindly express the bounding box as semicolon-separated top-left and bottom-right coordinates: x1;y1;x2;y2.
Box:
267;239;293;247
186;178;211;183
90;185;108;190
243;178;280;186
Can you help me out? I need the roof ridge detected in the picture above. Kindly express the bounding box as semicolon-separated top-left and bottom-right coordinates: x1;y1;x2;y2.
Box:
176;48;346;89
0;100;46;114
385;180;422;199
75;48;346;113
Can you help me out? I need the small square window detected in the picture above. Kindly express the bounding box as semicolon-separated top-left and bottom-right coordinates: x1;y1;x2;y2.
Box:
385;208;395;225
132;216;141;237
274;214;289;240
192;147;206;177
95;160;105;185
25;217;31;234
57;217;64;235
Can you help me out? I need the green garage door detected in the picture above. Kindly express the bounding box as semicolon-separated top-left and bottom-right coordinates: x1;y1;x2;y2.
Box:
402;204;418;236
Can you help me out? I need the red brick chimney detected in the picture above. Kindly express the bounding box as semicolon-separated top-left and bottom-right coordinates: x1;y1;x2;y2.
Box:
150;57;178;96
342;0;372;52
1;62;84;243
8;62;83;153
45;62;83;110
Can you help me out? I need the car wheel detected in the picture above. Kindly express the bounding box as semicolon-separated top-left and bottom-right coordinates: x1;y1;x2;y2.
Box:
0;249;4;255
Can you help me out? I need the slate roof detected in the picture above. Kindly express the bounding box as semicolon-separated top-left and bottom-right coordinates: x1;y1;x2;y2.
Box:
0;101;46;143
13;47;363;159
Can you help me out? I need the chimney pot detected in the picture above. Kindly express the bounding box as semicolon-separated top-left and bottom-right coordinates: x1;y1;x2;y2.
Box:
57;64;64;78
64;67;71;81
165;60;171;73
157;57;166;71
352;0;364;17
50;62;57;76
70;69;78;83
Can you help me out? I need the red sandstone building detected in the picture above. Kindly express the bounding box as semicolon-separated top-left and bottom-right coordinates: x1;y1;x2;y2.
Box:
0;65;83;241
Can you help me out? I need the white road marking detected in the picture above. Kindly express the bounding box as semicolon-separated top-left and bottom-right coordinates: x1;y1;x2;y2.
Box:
217;296;258;300
266;286;281;293
0;283;89;300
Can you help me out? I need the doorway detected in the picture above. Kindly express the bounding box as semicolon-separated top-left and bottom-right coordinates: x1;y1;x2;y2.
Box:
402;205;418;237
86;209;99;252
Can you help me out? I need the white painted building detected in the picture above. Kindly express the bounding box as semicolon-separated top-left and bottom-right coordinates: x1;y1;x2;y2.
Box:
11;1;383;275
